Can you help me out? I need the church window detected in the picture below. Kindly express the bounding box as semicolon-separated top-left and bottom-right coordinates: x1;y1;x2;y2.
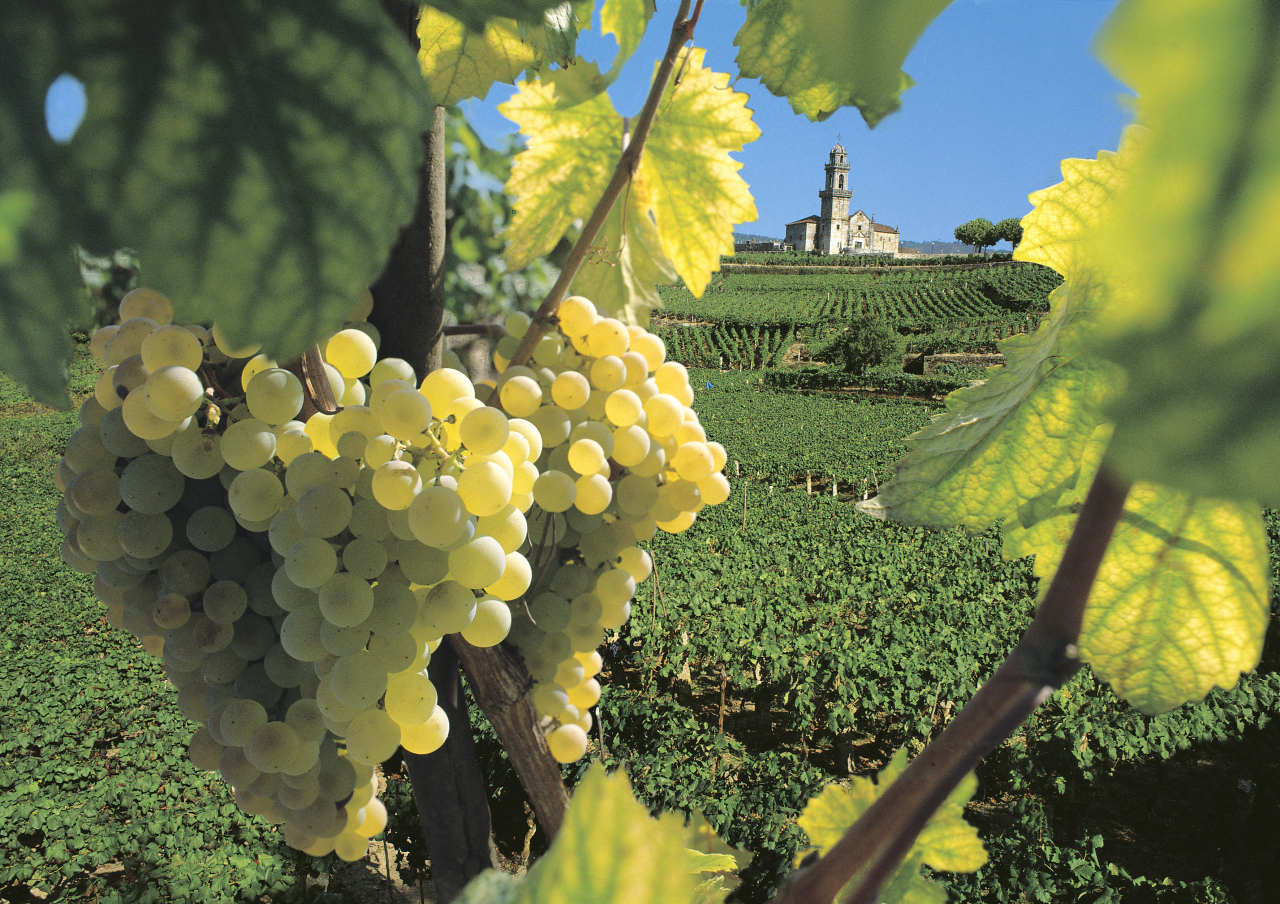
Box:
838;175;845;190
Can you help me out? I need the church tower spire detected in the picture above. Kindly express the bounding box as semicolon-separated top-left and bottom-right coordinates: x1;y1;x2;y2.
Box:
817;141;852;254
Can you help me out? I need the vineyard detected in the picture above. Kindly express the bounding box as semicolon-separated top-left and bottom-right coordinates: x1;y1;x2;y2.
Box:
651;263;1061;370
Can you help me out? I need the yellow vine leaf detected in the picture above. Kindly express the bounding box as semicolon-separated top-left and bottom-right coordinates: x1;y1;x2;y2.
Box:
656;809;753;904
417;4;590;107
568;170;677;323
735;0;952;126
500;61;621;270
796;750;986;904
515;764;696;904
640;48;759;297
1084;0;1280;505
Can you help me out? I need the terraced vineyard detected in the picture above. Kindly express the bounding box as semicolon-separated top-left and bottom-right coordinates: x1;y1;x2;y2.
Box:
651;262;1061;368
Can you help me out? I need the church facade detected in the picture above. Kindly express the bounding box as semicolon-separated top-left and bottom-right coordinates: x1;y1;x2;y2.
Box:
784;143;900;256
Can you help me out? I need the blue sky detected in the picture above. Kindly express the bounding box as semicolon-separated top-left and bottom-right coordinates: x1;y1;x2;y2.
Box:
458;0;1135;245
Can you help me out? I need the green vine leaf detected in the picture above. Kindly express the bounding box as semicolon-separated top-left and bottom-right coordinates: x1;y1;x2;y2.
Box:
1084;0;1280;505
2;0;432;388
418;4;591;107
796;750;986;903
641;48;759;297
515;764;696;904
735;0;952;126
455;869;521;904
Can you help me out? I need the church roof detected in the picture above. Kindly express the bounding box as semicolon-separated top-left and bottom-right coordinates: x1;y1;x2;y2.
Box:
831;142;845;153
786;215;821;225
871;223;898;234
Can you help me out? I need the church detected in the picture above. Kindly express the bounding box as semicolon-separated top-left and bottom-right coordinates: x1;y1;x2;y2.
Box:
784;142;900;256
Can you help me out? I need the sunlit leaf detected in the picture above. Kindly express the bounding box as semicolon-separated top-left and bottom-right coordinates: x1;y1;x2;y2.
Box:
500;61;620;269
600;0;654;84
655;808;753;903
1005;476;1271;714
425;0;574;34
641;48;759;297
455;869;521;904
515;764;696;904
568;173;676;323
418;4;591;107
796;750;985;903
1085;0;1280;505
735;0;951;126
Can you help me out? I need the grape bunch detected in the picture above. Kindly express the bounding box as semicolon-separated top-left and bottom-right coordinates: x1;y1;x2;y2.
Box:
55;286;727;860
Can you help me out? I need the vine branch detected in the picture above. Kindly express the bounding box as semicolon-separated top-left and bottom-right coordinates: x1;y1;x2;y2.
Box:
772;463;1131;904
501;0;698;374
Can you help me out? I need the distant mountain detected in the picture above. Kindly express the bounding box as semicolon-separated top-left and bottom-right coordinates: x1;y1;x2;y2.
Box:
733;232;780;244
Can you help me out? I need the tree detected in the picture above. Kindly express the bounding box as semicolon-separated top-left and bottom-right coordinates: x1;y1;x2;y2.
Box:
953;217;998;253
2;1;1277;904
829;314;905;374
995;216;1024;249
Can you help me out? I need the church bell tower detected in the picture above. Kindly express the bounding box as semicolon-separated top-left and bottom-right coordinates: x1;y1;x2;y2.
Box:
818;142;852;254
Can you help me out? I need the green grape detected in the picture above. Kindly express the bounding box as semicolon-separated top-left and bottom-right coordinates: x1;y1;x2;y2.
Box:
144;365;206;421
285;698;328;744
378;389;433;441
228;468;285;523
371;460;421;511
68;468;122;515
566;621;604;654
587;318;629;358
335;431;368;461
556;295;596;337
698;472;731;505
285;537;338;589
628;331;665;370
285;452;334;497
573;474;612;515
346;498;390;542
527;405;571;449
203;579;249;624
264;644;313;689
295;483;352;538
160;548;211;596
328;406;380;446
75;510;125;561
616;546;653;582
119;288;173;325
604;388;643;427
422;580;477;634
105;317;159;366
275;428;313;465
279;605;329;662
90;324;120;364
507;418;544;461
672;440;714;482
456;460;512;517
220;699;268;747
320;619;372;657
328;650;388;709
222;418;277;470
186;505;236;552
318;572;375;628
384;671;436;725
188;726;224;772
569;420;614;458
459;406;509;456
400;705;449;755
643;394;684;436
532;334;564;367
245;722;300;774
170;425;227;479
567;439;605;476
93;367;123;412
64;424;120;474
367;631;416;672
122;386;188;441
532;471;576;513
546;724;588;764
474;505;527;554
362;435;399;469
553;657;585;689
229;612;277;661
485;551;531;601
99;407;151;457
461;596;512;648
271;567;317;613
247;368;305;425
344;708;401;766
140;323;202;372
448;536;506;591
234;661;284;709
588;356;626;392
498;375;542;418
617;473;659;516
325;329;377;379
151;592;191;630
118;509;173;558
202;647;248;686
368;582;419;636
369;358;416;389
342;537;387;580
406;485;468;548
620;351;649;389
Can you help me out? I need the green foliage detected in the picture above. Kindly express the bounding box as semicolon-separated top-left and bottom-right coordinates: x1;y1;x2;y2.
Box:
994;217;1023;249
1;0;431;406
424;0;577;34
734;0;953;125
827;313;905;374
1084;0;1280;506
953;218;998;253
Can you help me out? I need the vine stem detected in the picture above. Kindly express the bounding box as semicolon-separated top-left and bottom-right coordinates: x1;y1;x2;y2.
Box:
499;0;698;376
771;464;1131;904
